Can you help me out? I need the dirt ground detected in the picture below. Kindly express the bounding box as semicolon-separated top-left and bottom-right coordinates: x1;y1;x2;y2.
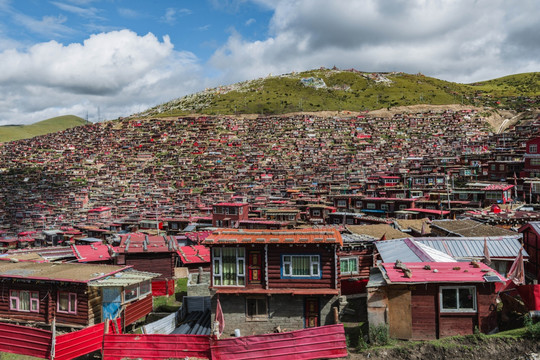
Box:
347;336;539;360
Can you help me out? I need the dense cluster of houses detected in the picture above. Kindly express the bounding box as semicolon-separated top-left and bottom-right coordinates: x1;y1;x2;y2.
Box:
0;110;539;348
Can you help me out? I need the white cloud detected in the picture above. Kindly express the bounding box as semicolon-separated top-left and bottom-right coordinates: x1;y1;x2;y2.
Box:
161;8;192;25
0;30;204;125
245;18;255;26
50;1;104;19
210;0;540;84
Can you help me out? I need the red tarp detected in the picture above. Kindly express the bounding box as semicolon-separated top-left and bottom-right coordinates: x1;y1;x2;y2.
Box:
211;324;348;360
517;284;540;311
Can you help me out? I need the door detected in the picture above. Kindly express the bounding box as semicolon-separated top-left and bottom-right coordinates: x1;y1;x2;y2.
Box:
388;288;412;339
248;251;262;284
304;297;320;328
102;287;122;322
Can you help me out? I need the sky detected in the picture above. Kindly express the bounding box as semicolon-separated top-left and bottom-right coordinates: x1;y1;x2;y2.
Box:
0;0;539;125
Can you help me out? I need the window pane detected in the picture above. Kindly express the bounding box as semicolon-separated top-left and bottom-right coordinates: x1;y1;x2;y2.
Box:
10;298;17;310
238;259;244;275
214;276;221;286
222;248;237;285
312;262;319;276
340;259;348;273
292;256;310;276
214;259;220;275
69;294;76;313
442;289;457;309
31;299;39;312
284;263;291;276
237;276;245;286
459;288;475;310
59;293;69;312
19;291;30;311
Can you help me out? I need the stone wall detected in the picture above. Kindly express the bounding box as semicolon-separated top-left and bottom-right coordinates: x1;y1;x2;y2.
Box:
211;293;339;337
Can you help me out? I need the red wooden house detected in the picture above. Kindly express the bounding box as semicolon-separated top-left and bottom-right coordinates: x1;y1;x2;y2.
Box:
204;228;342;336
518;222;540;281
211;203;249;228
114;233;178;296
522;137;540;177
367;261;503;340
0;260;156;329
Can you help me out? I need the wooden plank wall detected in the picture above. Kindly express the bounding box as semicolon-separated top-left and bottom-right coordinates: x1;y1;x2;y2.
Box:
125;253;175;279
267;245;337;289
87;286;102;325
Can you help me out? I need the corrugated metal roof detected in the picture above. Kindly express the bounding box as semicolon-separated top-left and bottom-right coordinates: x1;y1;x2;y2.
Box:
415;235;527;259
375;238;456;263
381;261;504;283
89;270;160;287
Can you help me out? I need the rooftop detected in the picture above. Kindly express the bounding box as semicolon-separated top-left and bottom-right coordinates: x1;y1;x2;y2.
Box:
0;260;129;283
204;228;342;245
381;261;504;284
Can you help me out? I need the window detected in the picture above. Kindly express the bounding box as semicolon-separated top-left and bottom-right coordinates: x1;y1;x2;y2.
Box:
282;255;320;279
246;297;268;321
490;164;496;170
312;209;321;217
399;204;407;210
530;144;537;153
10;290;39;312
57;292;77;314
355;200;362;208
440;286;476;312
337;200;347;207
459;193;468;200
380;204;388;211
366;203;376;209
531;159;540;166
140;280;151;296
340;257;359;275
213;247;245;286
124;283;139;302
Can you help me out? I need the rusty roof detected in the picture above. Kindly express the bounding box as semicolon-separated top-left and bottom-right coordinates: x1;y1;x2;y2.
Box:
203;228;342;245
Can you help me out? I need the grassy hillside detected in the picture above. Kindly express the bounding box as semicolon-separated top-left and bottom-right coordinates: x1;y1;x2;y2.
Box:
144;70;540;118
0;115;87;142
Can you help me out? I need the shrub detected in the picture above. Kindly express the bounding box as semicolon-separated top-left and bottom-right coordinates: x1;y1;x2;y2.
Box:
369;324;390;346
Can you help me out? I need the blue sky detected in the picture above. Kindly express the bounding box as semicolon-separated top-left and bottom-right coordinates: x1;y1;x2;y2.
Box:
0;0;538;125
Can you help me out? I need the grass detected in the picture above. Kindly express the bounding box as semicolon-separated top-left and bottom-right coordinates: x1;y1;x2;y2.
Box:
0;353;42;360
0;115;87;142
152;277;188;312
144;69;540;118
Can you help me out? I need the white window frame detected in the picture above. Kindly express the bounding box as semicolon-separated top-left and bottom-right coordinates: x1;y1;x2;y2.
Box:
312;209;321;217
282;255;320;279
212;247;245;286
366;203;376;209
530;144;537;153
380;204;389;211
9;290;39;313
57;292;77;314
439;286;477;313
337;200;347;207
340;257;359;275
124;283;139;302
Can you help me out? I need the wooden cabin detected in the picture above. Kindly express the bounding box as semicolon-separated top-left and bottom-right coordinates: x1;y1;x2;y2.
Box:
0;260;156;329
114;233;178;296
204;228;342;337
367;261;502;340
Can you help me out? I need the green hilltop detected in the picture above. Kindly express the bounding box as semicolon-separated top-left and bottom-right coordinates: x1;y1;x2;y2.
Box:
0;115;87;143
145;69;540;117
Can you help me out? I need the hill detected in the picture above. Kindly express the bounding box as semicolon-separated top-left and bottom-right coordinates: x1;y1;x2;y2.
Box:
142;69;540;118
0;115;87;142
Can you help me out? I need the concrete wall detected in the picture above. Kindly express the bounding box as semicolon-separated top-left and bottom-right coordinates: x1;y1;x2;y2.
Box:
187;272;210;297
211;293;339;337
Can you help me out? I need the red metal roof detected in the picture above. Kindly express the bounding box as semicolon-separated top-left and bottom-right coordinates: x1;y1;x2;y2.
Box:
382;262;503;283
72;243;114;262
177;245;210;264
116;233;176;253
214;202;248;207
482;184;514;191
88;206;112;212
204;228;342;246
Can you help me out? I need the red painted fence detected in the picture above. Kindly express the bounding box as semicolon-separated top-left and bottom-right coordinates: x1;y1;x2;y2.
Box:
124;294;153;326
102;324;347;360
102;333;211;360
210;324;348;360
0;322;52;359
54;318;122;360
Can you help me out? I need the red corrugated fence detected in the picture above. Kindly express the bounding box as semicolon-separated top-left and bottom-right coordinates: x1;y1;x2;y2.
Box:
210;324;348;360
124;294;153;326
54;318;122;360
0;322;52;359
102;333;211;360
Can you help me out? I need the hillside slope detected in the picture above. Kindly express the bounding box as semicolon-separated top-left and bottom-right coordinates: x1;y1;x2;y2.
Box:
143;70;540;117
0;115;87;142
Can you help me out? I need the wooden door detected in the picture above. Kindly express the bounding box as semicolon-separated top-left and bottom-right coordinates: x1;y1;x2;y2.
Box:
305;297;320;328
388;288;412;339
248;251;262;284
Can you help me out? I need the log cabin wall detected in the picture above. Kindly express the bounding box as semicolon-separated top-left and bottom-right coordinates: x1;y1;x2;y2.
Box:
266;244;337;290
123;252;175;280
0;280;90;327
87;286;102;325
